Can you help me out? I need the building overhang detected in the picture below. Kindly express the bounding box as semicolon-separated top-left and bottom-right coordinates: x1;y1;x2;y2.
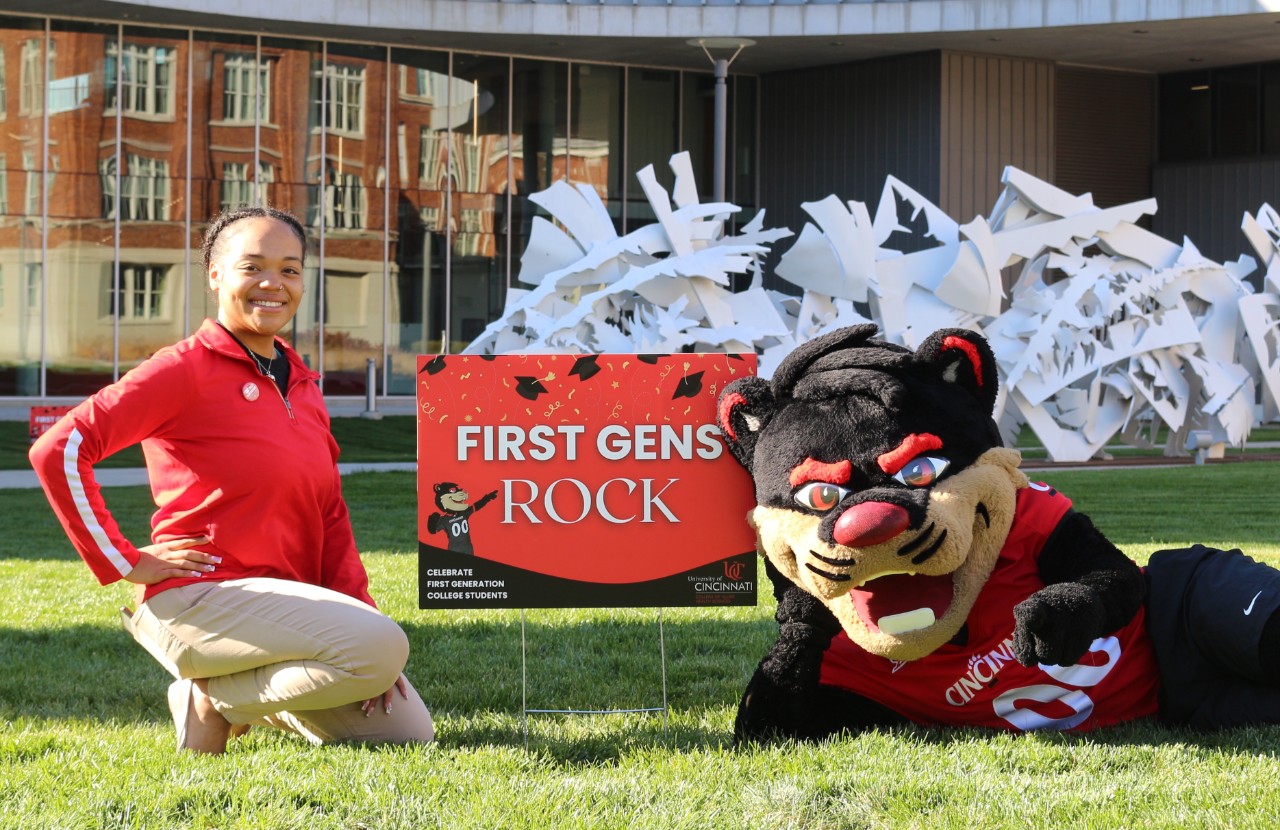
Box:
5;0;1280;74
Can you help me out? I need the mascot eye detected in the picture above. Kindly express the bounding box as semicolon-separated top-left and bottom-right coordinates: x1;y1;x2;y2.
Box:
892;456;950;487
793;482;851;512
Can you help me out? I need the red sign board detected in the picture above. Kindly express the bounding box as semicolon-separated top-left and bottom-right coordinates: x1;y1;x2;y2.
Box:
416;353;759;608
29;405;73;442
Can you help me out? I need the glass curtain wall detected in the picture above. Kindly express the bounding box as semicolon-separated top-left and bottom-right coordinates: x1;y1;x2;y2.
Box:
0;18;47;395
624;67;678;230
191;31;264;330
310;41;385;395
569;63;623;234
731;75;757;224
450;53;510;353
510;59;567;296
682;71;714;201
387;47;449;389
0;12;755;400
111;25;190;385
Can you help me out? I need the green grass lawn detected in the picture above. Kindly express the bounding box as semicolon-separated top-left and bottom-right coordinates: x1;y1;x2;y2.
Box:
4;463;1280;828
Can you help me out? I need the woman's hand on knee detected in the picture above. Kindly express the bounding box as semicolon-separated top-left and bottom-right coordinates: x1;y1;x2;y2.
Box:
361;674;409;717
125;536;219;584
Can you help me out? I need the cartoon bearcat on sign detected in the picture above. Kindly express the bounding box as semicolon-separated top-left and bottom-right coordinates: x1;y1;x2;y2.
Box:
718;324;1280;740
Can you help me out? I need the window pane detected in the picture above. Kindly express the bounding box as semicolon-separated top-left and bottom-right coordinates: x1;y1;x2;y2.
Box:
43;21;115;396
254;37;324;375
192;31;260;331
0;16;46;395
450;53;511;356
1213;65;1259;158
109;27;187;383
510;58;567;301
387;47;449;390
1264;63;1280;156
682;71;715;199
1159;71;1212;163
570;63;622;233
314;41;383;395
625;67;678;230
731;74;757;215
106;37;176;118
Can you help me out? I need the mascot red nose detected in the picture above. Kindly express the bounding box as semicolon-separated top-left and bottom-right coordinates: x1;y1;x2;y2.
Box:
718;324;1280;742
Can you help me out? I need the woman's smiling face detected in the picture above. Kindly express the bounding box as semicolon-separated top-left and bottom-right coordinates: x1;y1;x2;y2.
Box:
209;216;305;355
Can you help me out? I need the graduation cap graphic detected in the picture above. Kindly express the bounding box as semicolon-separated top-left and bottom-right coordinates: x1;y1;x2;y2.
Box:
569;355;601;381
514;376;549;401
672;371;705;399
420;356;447;375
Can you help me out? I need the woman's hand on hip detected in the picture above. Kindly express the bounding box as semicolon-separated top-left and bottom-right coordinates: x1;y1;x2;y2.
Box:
125;536;220;584
362;674;409;718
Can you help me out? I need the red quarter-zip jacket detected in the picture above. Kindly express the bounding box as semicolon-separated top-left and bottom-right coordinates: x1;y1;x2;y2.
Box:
29;319;375;606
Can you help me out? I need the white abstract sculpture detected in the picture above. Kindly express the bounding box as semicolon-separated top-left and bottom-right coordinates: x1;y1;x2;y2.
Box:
470;153;1273;463
1239;204;1280;425
766;168;1266;461
463;152;792;357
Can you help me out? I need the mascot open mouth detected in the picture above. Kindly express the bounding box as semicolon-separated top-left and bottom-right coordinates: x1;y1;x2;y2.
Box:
849;571;956;635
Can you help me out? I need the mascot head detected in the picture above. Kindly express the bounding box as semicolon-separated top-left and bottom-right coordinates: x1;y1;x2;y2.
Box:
433;482;472;514
718;325;1028;661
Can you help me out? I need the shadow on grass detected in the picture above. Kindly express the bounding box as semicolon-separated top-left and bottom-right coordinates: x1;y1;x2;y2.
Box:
0;615;767;757
9;618;1280;764
397;615;773;714
867;718;1280;759
440;715;733;762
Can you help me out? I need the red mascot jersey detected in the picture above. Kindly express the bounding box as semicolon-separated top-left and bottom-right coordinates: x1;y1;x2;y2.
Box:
819;483;1160;731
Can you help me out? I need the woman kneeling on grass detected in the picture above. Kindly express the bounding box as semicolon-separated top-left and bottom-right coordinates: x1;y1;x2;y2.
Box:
30;206;434;754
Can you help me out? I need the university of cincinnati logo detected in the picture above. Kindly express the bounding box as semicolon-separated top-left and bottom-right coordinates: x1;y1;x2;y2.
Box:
686;559;754;593
944;636;1019;706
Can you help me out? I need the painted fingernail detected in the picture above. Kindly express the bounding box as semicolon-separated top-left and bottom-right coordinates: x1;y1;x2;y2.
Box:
385;705;392;714
211;556;223;564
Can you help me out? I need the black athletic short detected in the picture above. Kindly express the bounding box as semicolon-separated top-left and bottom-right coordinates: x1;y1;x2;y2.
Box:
1145;545;1280;728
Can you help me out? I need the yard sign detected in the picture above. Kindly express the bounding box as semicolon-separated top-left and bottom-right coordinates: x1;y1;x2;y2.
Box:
416;353;758;609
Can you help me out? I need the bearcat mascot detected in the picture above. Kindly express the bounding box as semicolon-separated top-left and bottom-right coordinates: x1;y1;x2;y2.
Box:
718;324;1280;741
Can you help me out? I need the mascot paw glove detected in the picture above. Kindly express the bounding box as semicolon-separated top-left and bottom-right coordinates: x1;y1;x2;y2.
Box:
1012;583;1107;667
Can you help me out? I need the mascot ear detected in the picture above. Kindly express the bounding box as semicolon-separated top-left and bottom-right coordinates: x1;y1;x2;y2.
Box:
915;328;999;413
717;377;775;472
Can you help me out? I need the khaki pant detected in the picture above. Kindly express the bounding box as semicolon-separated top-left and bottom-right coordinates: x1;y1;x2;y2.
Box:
129;577;434;746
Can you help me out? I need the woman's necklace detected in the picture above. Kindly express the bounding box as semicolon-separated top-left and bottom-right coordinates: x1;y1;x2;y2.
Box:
249;348;278;381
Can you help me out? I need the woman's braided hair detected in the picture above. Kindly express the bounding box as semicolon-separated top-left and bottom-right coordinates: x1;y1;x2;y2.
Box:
201;206;307;272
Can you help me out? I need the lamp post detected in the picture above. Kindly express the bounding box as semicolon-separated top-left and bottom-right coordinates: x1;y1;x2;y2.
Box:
687;38;754;203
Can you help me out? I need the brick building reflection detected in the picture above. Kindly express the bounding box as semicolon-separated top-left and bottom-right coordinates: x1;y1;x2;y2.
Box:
0;26;610;396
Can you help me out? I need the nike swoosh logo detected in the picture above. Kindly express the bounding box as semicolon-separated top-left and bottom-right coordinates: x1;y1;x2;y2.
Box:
1245;591;1263;615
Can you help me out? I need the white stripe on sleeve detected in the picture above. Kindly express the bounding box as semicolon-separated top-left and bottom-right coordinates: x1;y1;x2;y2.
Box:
64;427;134;578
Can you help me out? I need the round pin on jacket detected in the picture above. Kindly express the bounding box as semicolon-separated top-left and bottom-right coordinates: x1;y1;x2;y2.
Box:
242;382;260;401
